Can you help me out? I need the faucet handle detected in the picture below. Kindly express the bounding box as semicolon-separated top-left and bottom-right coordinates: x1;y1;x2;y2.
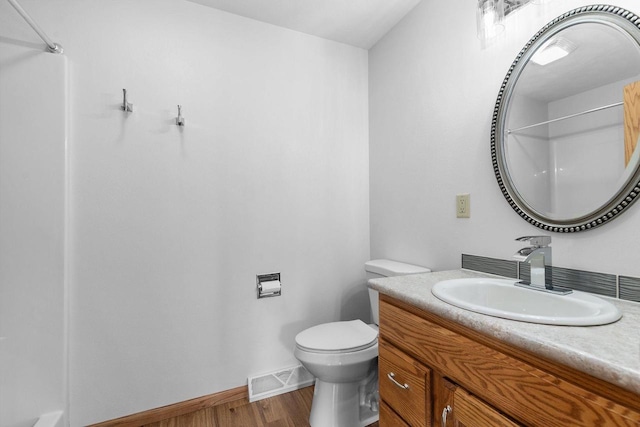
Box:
515;235;551;247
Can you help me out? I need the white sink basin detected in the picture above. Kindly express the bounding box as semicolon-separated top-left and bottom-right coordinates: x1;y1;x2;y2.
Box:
431;278;622;326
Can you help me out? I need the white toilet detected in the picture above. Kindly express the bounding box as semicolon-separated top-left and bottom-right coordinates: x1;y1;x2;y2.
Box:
294;259;431;427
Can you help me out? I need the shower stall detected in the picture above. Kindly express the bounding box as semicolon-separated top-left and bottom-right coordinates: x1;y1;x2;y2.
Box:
0;1;67;426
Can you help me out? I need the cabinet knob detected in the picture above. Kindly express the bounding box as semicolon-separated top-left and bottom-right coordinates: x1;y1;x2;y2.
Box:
441;405;452;427
387;372;410;390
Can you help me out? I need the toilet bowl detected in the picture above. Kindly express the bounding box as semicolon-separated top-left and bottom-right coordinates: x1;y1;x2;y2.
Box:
294;259;431;427
295;320;379;427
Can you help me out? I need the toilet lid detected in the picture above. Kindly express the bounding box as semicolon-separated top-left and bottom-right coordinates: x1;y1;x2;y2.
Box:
295;320;378;353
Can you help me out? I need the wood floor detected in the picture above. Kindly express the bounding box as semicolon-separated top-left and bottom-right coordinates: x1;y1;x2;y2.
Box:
142;386;379;427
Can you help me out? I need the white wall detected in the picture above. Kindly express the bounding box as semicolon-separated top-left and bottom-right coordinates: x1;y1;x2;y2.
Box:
0;43;67;427
1;1;369;425
369;0;640;276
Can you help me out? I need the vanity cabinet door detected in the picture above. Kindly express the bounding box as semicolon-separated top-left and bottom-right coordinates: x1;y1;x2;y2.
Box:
432;375;455;427
434;376;520;427
379;340;431;427
451;388;520;427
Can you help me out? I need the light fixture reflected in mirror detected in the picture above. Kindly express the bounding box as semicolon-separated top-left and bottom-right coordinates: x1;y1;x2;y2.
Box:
531;38;576;66
477;0;505;40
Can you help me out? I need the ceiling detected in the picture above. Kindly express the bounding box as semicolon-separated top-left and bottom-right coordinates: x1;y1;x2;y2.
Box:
187;0;422;49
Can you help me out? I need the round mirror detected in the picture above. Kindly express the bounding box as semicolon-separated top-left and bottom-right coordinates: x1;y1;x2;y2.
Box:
492;5;640;232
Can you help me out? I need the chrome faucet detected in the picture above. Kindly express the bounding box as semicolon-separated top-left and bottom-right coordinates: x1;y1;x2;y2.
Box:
514;236;572;295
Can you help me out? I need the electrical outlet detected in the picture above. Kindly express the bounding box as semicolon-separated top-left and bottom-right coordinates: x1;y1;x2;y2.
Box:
456;194;470;218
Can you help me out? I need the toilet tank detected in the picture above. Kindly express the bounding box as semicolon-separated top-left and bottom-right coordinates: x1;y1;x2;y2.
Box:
365;259;431;325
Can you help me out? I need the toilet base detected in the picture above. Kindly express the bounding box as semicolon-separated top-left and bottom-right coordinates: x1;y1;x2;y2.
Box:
309;377;379;427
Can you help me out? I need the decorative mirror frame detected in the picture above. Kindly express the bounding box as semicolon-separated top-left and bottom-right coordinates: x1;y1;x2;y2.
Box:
491;4;640;232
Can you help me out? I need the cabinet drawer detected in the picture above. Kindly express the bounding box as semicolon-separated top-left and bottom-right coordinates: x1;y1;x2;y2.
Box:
380;401;411;427
379;340;430;427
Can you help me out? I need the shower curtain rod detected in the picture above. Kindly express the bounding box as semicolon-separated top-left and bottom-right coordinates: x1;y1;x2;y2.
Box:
7;0;63;54
507;101;623;134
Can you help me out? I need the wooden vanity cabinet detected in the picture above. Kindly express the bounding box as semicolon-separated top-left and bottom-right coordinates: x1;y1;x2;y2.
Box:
377;294;640;427
379;339;519;427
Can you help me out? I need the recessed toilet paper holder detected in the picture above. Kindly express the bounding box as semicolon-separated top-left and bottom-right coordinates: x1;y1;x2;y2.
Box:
257;272;281;299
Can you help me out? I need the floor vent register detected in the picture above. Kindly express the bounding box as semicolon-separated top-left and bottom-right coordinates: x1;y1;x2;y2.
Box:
248;364;315;402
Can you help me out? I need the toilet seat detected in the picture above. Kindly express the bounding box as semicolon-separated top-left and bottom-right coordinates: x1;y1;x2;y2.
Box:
295;320;378;354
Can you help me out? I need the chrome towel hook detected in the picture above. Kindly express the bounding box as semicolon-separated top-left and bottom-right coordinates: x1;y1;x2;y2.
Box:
121;89;133;112
176;105;185;126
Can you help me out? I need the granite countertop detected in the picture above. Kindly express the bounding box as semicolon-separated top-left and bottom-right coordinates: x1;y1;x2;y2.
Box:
368;269;640;395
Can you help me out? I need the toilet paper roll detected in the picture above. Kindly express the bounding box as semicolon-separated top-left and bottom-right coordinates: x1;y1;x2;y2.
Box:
260;280;281;294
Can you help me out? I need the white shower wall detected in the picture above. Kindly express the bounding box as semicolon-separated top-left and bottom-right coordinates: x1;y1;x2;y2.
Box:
0;43;67;427
548;79;629;217
506;93;551;214
1;0;371;425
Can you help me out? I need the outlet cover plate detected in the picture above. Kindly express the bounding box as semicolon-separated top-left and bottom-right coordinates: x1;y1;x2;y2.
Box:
457;193;470;218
